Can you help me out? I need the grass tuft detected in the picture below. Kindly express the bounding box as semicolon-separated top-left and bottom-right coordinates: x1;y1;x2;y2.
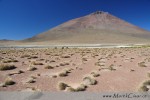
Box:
83;76;97;85
57;82;68;90
4;77;15;85
138;85;149;92
138;62;147;67
45;65;54;69
91;71;100;77
66;87;76;92
0;64;16;71
27;66;37;71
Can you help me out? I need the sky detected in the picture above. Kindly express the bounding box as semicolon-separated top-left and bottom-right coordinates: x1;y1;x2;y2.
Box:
0;0;150;40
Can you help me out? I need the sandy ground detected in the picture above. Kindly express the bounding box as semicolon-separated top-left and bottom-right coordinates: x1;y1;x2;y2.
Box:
0;47;150;92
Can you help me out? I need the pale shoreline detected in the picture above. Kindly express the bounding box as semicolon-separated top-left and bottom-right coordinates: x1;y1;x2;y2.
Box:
0;44;147;48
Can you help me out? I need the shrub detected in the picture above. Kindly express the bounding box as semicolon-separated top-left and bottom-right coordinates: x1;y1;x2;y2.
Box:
7;70;24;76
0;64;16;71
2;60;12;63
11;59;18;62
57;82;68;90
130;69;135;72
82;58;88;61
27;66;37;71
108;65;116;71
32;61;43;65
61;55;70;58
30;75;37;79
63;68;73;73
21;54;30;58
58;68;72;77
58;71;68;77
50;60;56;63
66;87;76;92
18;70;24;74
64;62;70;65
83;76;97;85
91;71;100;77
26;78;36;83
59;63;65;66
4;77;15;85
138;80;150;92
45;65;54;69
2;59;18;63
138;85;149;92
75;84;87;91
65;84;87;92
59;62;70;66
30;56;38;59
37;73;41;76
143;80;150;86
51;74;57;78
138;62;147;67
0;83;6;87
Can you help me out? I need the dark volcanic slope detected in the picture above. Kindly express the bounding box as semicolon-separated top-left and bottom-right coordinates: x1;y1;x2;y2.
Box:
24;11;150;44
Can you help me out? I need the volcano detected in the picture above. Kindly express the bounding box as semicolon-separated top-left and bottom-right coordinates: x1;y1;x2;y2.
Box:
24;11;150;44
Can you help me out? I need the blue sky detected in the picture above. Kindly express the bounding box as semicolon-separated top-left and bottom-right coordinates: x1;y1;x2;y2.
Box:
0;0;150;40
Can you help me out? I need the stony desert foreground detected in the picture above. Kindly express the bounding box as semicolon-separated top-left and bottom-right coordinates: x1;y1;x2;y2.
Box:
0;47;150;92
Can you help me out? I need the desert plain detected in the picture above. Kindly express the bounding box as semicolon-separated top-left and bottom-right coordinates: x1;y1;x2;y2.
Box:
0;46;150;92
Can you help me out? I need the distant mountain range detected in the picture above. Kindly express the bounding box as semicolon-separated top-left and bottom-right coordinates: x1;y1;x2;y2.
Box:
1;11;150;45
0;39;13;42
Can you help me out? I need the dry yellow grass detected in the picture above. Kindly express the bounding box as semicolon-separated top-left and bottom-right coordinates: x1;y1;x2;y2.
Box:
57;82;68;90
0;64;16;71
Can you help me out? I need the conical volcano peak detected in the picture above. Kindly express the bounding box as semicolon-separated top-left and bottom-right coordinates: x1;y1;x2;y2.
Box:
25;10;150;44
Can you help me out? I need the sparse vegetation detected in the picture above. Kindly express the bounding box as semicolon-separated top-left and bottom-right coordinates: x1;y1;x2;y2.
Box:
0;64;16;71
58;71;68;77
50;60;56;63
82;58;88;61
138;80;150;92
83;76;97;85
108;64;116;71
138;85;149;92
29;56;38;59
61;55;71;58
1;47;150;92
51;74;57;78
63;68;73;73
45;65;54;69
26;78;36;83
59;62;69;66
27;66;37;71
7;70;24;76
2;59;18;63
66;87;76;92
138;62;147;67
130;69;135;72
0;83;6;87
75;84;87;91
30;75;37;79
21;54;30;58
4;77;15;85
18;70;24;74
142;80;150;86
32;61;43;65
64;84;87;92
57;82;68;90
91;71;100;77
